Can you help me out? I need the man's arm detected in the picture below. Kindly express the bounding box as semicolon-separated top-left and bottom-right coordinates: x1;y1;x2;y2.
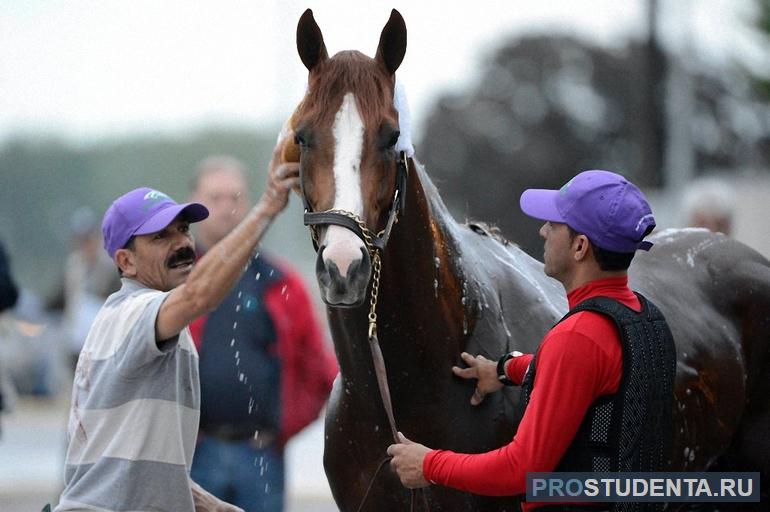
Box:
155;138;300;342
390;331;614;495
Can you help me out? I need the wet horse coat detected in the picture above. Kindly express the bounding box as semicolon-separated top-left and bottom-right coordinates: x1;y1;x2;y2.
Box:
289;9;770;511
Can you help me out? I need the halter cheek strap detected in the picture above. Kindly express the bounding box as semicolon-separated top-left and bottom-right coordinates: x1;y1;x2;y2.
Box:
301;150;409;254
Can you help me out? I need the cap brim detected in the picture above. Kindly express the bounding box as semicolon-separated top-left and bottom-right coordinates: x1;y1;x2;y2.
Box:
519;189;565;223
638;240;654;251
133;202;209;236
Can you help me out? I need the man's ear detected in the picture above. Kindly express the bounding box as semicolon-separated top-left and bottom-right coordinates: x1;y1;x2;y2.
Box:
115;248;137;278
573;234;591;262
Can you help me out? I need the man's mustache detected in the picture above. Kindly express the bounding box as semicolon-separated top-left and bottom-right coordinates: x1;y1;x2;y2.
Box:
166;246;196;268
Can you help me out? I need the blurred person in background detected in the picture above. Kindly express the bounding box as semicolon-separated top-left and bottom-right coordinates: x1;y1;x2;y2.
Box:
55;137;299;512
188;156;337;512
0;238;20;437
62;207;120;369
682;176;735;235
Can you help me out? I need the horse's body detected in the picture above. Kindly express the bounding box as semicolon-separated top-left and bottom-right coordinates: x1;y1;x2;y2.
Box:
289;10;770;511
323;162;770;511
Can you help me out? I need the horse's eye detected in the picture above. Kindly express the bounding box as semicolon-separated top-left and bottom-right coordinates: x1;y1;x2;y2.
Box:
388;131;400;148
294;133;307;147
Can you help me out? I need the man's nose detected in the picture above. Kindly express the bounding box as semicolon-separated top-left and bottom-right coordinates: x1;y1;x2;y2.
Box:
539;223;548;239
170;231;192;247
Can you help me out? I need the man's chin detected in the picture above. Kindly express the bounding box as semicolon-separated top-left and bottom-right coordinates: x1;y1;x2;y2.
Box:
168;264;194;287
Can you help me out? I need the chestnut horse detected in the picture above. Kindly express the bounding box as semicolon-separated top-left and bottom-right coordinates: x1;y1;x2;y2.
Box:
288;9;770;511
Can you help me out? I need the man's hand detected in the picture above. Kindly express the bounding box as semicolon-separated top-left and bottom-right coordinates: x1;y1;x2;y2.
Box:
191;480;244;512
452;351;503;405
387;432;431;489
259;129;301;217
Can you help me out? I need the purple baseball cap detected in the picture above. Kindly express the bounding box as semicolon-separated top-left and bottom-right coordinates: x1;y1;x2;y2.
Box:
520;170;655;253
101;187;209;257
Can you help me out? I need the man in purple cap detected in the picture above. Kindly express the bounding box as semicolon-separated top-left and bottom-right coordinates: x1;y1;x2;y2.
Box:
388;170;676;511
55;139;300;512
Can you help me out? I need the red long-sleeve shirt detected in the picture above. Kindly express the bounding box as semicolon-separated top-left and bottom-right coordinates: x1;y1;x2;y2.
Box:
423;276;640;510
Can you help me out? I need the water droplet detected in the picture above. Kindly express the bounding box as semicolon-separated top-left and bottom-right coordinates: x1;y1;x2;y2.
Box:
434;278;438;297
238;372;244;382
269;270;274;276
235;304;241;312
233;322;238;330
434;257;440;268
686;388;692;396
461;297;466;305
237;291;243;298
245;300;251;308
255;272;261;281
281;285;288;295
463;317;468;335
230;338;235;347
235;351;240;358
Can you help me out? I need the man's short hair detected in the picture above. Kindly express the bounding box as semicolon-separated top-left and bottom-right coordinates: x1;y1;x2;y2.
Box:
568;226;635;271
189;155;248;193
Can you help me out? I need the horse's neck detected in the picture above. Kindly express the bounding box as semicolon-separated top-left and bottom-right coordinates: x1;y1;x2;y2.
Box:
379;161;470;346
326;160;470;382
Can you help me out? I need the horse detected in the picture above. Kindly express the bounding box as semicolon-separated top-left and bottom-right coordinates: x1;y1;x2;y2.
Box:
286;9;770;511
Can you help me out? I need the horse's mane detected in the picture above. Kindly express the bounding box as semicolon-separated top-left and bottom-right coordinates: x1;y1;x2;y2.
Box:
304;51;394;125
413;161;514;247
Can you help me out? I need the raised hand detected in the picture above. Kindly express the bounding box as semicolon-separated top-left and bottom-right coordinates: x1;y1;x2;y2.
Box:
451;351;503;405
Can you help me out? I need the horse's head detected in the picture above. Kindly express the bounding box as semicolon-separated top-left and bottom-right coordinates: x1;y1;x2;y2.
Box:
292;9;407;307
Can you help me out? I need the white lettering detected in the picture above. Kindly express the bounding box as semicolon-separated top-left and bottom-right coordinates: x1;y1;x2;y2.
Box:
695;479;712;496
738;478;753;497
649;478;664;497
721;479;736;497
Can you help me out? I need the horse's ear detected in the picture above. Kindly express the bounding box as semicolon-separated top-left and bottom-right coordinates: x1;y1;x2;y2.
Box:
297;9;328;71
375;9;407;75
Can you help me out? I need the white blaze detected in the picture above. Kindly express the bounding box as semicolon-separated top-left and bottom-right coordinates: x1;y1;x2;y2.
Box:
323;92;366;277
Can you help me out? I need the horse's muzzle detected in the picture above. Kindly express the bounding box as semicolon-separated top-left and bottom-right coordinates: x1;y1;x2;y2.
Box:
315;245;371;307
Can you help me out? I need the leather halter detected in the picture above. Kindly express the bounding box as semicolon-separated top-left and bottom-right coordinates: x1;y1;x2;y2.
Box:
301;150;409;253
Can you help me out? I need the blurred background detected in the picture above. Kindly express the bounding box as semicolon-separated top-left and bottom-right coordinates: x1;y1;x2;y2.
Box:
2;0;770;510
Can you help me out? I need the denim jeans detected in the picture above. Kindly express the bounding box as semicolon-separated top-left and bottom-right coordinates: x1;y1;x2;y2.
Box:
191;435;285;512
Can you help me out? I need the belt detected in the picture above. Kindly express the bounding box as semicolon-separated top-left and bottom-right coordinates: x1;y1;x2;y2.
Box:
200;424;278;448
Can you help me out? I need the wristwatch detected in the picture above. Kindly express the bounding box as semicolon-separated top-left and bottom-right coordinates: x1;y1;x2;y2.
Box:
497;351;522;386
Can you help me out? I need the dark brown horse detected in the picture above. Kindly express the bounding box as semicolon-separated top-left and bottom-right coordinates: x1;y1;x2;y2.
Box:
288;9;770;511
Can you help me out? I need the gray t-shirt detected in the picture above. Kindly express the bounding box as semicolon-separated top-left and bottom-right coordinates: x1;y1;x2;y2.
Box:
56;278;200;512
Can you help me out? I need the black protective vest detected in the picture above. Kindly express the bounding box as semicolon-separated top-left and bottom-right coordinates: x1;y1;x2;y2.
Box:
521;294;676;512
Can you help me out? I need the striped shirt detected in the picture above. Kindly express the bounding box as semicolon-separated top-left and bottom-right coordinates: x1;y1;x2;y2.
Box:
56;278;200;512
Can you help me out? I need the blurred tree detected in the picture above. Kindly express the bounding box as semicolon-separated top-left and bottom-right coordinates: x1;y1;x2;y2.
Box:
751;0;770;98
418;35;770;257
0;129;279;299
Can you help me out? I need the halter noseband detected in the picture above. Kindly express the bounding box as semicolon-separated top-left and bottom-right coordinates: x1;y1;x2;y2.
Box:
300;150;409;255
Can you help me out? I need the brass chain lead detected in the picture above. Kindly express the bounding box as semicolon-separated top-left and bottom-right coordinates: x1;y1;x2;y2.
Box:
368;252;381;340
